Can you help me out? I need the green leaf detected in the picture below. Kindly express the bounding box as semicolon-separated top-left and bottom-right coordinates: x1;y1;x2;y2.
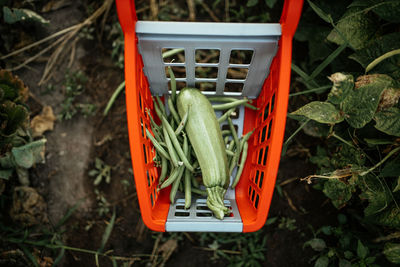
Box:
0;101;29;136
380;159;400;178
247;0;258;7
349;32;400;79
323;179;354;209
314;255;329;267
372;1;400;23
374;107;400;137
304;238;327;252
307;0;331;23
339;259;351;267
3;7;49;24
383;243;400;264
265;0;277;8
0;169;13;180
393;177;400;192
0;153;14;168
342;74;392;128
291;101;344;124
370;203;400;228
11;139;46;169
98;208;116;253
327;7;378;50
327;73;354;104
364;138;395;146
357;240;368;259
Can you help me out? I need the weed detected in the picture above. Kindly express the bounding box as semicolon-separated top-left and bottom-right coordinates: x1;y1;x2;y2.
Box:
59;71;96;120
197;231;267;266
304;214;379;267
94;189;110;216
278;217;297;231
89;157;112;186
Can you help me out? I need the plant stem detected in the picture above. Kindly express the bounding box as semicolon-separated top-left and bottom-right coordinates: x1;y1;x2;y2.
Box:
103;81;125;116
282;118;311;155
360;146;400;177
330;132;355;148
366;48;400;73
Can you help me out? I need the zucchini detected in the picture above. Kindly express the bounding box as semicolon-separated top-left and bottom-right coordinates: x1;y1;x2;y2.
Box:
177;88;230;219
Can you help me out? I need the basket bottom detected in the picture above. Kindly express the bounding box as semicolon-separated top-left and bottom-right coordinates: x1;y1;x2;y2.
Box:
165;193;243;232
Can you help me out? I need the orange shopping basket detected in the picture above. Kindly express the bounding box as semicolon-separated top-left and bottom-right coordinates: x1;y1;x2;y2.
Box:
116;0;303;232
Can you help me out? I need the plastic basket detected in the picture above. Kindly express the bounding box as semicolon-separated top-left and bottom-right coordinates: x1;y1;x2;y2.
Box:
116;0;303;232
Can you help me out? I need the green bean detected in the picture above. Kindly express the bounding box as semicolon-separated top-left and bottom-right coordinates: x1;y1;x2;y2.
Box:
212;99;250;110
153;97;163;120
146;108;160;129
218;108;236;123
221;130;232;136
145;128;171;161
184;168;192;208
169;166;185;202
160;165;183;189
227;139;235;151
162;126;180;167
183;140;191;209
224;136;230;146
208;96;258;110
225;149;235;156
191;175;199;188
240;129;255;152
191;187;207;196
232;141;248;188
168;66;177;104
155;96;167;116
174;108;189;135
159;155;168;183
162;116;194;172
228;117;239;149
168;97;180;124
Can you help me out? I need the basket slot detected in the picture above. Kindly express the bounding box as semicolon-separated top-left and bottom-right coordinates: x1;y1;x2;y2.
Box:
136;21;280;98
166;194;242;232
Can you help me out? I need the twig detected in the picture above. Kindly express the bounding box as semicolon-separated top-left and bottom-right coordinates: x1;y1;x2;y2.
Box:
0;25;77;60
283;190;299;213
187;0;196;21
360;146;400;177
225;0;230;22
196;0;220;22
279;177;299;187
150;0;158;20
7;34;68;71
194;246;241;255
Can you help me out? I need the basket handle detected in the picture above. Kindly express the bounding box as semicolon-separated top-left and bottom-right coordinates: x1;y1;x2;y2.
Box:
116;0;138;34
280;0;304;38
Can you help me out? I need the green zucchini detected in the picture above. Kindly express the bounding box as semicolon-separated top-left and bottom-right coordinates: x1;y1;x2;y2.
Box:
177;88;230;219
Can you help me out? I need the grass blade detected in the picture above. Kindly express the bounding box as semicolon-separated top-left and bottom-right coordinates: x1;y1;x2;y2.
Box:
307;0;331;23
98;208;116;254
53;241;66;266
19;244;39;267
309;42;347;80
55;199;84;229
282;118;311;156
289;85;331;97
291;63;319;89
103;81;125;116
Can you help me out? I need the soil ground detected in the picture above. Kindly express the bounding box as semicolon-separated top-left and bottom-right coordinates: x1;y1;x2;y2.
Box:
3;1;339;266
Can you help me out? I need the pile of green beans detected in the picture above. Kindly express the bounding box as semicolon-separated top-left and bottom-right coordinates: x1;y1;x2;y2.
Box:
146;67;255;211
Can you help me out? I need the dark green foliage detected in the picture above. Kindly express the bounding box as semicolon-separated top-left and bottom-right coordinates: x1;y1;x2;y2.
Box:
292;0;400;264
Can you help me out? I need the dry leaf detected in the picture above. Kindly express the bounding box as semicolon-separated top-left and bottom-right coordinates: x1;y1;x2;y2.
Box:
31;106;56;137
